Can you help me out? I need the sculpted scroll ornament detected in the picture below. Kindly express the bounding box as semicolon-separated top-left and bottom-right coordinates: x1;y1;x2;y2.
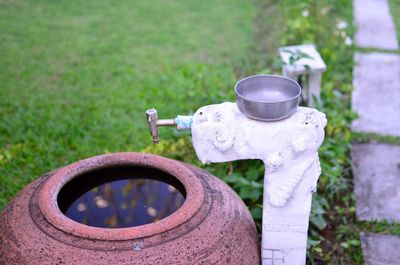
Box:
191;102;326;265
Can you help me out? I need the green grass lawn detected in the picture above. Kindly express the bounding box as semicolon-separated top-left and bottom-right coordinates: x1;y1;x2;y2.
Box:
0;0;266;208
389;0;400;44
0;0;366;263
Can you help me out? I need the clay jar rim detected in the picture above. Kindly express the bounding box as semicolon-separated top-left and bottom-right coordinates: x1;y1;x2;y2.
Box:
38;152;205;241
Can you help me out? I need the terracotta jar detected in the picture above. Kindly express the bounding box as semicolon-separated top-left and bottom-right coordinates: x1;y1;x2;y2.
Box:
0;153;260;264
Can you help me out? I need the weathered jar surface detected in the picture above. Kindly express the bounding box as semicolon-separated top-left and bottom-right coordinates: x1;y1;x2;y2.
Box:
0;152;260;264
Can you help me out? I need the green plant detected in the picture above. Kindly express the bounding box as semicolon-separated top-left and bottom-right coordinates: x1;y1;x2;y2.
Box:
279;0;360;264
352;132;400;145
388;0;400;44
140;1;361;263
283;48;314;66
359;220;400;235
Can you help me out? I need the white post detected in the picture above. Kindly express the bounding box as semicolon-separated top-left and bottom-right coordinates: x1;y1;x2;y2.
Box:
279;44;327;107
190;102;326;265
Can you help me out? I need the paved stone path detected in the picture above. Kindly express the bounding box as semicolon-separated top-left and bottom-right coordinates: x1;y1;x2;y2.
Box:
352;143;400;222
354;0;399;50
352;52;400;136
361;233;400;265
352;0;400;264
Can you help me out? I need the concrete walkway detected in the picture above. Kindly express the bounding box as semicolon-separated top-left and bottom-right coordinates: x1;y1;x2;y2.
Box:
354;0;399;50
352;0;400;264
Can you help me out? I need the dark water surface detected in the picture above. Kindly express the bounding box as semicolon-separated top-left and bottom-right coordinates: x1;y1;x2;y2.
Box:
58;167;185;228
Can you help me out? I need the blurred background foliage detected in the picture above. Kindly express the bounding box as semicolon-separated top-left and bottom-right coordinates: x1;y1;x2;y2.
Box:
1;0;360;263
145;1;360;264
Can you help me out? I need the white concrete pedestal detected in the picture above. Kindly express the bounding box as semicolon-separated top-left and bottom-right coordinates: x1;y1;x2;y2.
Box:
191;102;326;265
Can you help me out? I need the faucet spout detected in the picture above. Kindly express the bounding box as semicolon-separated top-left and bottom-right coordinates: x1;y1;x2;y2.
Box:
145;108;192;144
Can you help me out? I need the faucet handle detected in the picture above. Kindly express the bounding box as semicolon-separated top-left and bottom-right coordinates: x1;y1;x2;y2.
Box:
146;108;192;144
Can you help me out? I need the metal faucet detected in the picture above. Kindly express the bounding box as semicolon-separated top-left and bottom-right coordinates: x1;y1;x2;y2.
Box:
146;108;193;144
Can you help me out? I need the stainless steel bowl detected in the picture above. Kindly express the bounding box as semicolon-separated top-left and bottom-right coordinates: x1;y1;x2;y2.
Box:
235;74;301;121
